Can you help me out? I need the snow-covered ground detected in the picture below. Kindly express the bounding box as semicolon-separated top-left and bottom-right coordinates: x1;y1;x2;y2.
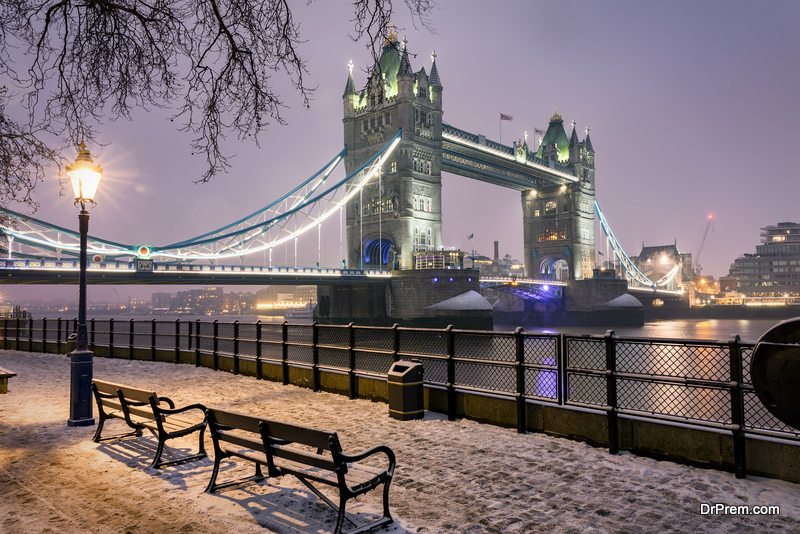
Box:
1;349;798;533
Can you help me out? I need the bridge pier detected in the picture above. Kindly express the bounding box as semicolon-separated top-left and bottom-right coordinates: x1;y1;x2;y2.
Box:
315;269;492;329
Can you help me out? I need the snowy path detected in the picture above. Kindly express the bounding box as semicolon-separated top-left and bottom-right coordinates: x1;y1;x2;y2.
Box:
1;350;798;533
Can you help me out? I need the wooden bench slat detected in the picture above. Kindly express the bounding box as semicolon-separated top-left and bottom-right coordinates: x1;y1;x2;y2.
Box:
262;420;335;451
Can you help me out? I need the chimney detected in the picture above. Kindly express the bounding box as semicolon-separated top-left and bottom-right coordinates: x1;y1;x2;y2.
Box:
494;241;499;260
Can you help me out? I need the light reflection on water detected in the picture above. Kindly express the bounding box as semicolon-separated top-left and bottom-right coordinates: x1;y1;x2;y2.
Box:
499;319;786;343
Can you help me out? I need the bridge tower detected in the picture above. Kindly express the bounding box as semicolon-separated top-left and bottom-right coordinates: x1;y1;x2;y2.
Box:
342;32;443;270
521;112;596;280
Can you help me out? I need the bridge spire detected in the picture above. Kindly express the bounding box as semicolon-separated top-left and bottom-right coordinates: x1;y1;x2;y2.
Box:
399;36;412;75
429;50;442;87
343;60;357;98
584;126;594;152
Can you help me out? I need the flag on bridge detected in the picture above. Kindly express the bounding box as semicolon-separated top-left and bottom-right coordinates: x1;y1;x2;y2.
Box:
467;233;474;240
500;113;513;121
534;128;544;135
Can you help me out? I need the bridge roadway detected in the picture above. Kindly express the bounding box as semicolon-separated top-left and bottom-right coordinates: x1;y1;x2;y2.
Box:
0;259;683;302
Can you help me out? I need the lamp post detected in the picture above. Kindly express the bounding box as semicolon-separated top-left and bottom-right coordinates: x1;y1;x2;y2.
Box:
66;141;103;427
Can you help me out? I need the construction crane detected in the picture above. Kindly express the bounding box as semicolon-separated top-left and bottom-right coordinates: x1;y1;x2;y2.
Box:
693;214;714;277
113;288;125;311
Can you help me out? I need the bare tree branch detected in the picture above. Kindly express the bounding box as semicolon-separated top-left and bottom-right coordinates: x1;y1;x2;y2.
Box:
0;0;436;203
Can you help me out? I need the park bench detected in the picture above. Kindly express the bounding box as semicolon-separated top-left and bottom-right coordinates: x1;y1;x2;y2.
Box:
205;408;396;534
0;366;16;394
90;379;207;468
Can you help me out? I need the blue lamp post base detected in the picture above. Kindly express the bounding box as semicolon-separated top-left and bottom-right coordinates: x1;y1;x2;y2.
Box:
67;348;95;426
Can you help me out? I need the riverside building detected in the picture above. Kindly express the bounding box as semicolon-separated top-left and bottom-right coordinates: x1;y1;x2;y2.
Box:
728;222;800;296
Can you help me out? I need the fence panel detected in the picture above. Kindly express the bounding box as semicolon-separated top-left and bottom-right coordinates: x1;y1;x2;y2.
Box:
616;339;729;381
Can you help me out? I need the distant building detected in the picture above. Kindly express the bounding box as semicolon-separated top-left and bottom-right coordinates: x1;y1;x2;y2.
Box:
631;244;692;290
469;241;523;277
171;287;223;314
152;292;173;312
728;222;800;296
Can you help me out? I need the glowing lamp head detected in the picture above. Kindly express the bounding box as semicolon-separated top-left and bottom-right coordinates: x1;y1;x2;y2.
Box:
66;142;103;205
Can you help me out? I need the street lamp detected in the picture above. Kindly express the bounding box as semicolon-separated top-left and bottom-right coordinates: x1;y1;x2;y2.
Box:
66;141;103;427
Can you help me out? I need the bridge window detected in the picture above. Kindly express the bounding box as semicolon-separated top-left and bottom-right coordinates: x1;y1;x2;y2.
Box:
385;113;391;125
418;86;427;99
391;161;397;173
545;201;556;215
427;228;432;246
378;115;383;127
363;121;368;132
534;209;540;217
426;199;431;213
538;229;566;242
385;199;392;212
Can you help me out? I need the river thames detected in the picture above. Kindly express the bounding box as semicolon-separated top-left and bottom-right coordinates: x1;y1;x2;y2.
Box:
38;313;792;343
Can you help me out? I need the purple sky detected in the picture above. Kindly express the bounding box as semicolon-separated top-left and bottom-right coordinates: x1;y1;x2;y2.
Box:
4;0;799;304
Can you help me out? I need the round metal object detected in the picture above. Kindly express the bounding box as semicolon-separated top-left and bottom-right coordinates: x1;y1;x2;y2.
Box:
751;317;800;429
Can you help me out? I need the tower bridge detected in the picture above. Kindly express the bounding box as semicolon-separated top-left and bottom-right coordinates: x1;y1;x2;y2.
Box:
0;31;687;326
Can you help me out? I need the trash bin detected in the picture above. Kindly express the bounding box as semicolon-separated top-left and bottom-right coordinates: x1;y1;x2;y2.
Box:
387;360;424;420
66;333;77;354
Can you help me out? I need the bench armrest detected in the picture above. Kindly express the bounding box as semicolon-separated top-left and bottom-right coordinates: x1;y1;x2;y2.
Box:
338;445;396;474
156;396;176;409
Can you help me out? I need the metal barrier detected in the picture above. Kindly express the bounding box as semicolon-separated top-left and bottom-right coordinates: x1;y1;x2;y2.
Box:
7;317;800;478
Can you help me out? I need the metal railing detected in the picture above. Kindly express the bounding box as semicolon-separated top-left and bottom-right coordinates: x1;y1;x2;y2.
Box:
4;317;796;478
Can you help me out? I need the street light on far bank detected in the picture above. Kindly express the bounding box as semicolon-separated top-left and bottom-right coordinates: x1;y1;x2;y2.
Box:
66;141;103;427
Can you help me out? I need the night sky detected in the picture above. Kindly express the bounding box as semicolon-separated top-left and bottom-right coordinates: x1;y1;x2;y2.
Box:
4;0;799;304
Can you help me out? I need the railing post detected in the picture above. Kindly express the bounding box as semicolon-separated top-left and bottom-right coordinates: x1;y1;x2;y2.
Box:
108;318;114;358
312;322;320;392
90;318;95;348
212;320;219;371
392;323;400;362
150;319;157;361
729;334;747;479
347;323;356;399
255;321;263;380
28;317;34;350
194;320;201;367
16;317;21;350
515;327;526;434
446;325;456;421
56;318;61;353
605;330;619;455
558;334;566;406
128;319;134;360
232;320;240;375
174;319;181;364
282;321;289;385
42;318;47;353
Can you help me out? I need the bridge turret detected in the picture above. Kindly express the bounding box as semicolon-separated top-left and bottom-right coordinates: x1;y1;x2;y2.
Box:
397;37;414;99
343;60;359;119
568;119;581;165
429;50;442;109
343;33;443;271
584;126;595;168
